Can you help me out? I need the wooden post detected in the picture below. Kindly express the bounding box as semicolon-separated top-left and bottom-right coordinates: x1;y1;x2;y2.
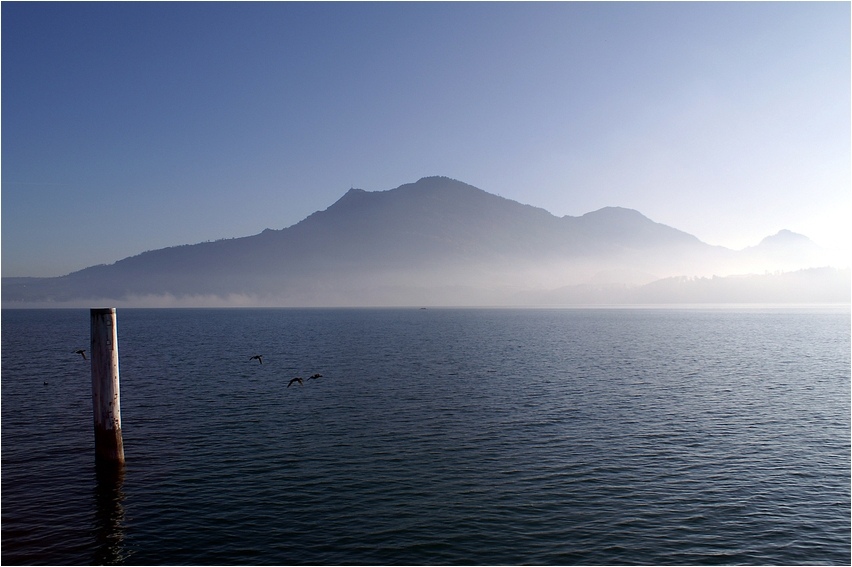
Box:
90;308;124;466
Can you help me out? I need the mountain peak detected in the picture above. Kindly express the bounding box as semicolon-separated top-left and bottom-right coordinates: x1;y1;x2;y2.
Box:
579;206;650;222
326;186;370;210
759;229;811;246
574;206;700;247
396;175;484;195
415;175;460;185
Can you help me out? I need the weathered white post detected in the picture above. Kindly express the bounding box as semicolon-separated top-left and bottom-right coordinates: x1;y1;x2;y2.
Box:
90;308;124;465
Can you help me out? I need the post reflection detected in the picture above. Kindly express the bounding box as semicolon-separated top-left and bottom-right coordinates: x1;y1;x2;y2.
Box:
92;463;127;565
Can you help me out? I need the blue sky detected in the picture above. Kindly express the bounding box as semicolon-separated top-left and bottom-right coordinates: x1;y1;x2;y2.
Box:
3;2;849;277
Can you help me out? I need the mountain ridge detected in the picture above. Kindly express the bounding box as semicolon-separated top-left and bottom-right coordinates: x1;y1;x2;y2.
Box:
2;176;844;306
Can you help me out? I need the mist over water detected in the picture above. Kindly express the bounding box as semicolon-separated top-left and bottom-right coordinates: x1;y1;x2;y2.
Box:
2;307;849;565
4;177;848;308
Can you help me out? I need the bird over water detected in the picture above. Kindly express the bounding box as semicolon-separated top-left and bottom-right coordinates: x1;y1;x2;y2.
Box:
250;355;263;364
75;349;86;360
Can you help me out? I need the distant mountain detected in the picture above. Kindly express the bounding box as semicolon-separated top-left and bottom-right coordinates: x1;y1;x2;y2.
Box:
737;229;833;272
2;176;845;306
757;229;813;247
516;267;850;305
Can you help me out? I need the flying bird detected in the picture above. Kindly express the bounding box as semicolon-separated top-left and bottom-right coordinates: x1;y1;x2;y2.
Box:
75;349;87;360
308;373;323;380
288;377;303;388
250;355;263;364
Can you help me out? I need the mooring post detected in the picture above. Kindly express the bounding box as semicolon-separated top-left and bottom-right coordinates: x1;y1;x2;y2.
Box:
90;308;125;466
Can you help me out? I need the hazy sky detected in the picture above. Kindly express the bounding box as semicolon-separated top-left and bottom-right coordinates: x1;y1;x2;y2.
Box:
2;2;849;277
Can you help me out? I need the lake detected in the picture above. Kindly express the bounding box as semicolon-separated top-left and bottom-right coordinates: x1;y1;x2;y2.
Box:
2;307;849;565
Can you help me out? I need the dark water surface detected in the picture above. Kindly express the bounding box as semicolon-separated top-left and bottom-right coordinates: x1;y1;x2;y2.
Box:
2;307;849;565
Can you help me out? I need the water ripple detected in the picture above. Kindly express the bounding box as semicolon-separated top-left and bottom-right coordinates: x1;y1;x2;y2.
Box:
2;307;849;565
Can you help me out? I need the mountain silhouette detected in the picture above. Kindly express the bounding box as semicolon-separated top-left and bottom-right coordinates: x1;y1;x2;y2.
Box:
2;176;843;306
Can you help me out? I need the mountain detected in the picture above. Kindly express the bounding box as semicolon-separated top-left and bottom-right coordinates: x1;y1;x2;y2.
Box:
738;229;834;271
2;176;845;306
515;267;850;305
